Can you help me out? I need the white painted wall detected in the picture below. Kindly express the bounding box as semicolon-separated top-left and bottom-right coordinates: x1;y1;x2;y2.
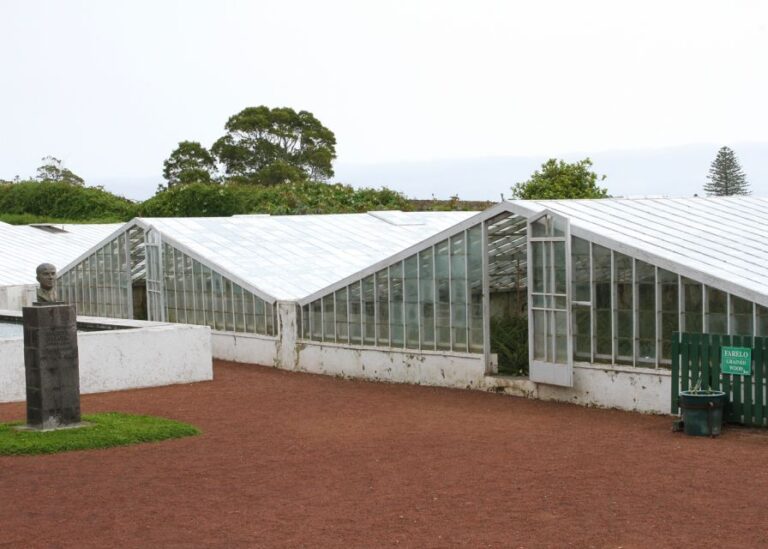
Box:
210;302;487;390
211;332;278;366
0;313;212;404
0;285;35;311
296;342;486;388
484;363;671;414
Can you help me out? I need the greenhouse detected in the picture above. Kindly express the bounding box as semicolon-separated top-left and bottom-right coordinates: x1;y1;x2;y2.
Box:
54;197;768;413
0;221;119;310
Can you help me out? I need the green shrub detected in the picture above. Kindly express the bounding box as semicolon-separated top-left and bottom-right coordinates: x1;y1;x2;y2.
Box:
0;181;136;221
139;181;411;217
139;182;239;217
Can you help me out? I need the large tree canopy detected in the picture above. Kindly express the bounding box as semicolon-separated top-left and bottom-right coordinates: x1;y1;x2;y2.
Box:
163;141;217;187
704;146;750;196
211;106;336;185
35;156;84;186
511;158;608;200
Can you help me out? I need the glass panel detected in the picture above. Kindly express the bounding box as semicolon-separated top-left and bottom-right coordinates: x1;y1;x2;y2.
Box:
254;297;266;334
435;240;451;350
573;305;590;361
266;302;276;336
659;268;678;363
636;261;656;365
614;253;632;365
245;293;257;334
164;245;177;323
184;254;195;324
531;216;548;238
102;244;112;317
323;294;335;341
707;287;727;334
730;295;753;336
202;265;214;329
335;289;348;343
175;247;187;324
757;305;768;337
450;234;468;352
404;256;419;348
531;241;545;293
211;271;224;331
376;269;389;345
533;309;545;360
300;303;309;339
554;310;568;364
553;241;566;295
191;259;202;326
531;215;565;238
592;244;611;362
389;263;404;347
233;284;245;332
467;225;483;353
311;299;323;340
682;278;702;333
362;276;375;345
552;217;566;237
223;278;234;332
349;284;362;344
571;237;590;302
95;247;104;317
419;249;435;350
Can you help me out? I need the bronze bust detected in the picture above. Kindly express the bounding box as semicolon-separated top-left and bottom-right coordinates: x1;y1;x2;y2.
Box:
36;263;58;303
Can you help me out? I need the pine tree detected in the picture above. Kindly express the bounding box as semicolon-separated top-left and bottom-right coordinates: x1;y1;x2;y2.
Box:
704;146;750;196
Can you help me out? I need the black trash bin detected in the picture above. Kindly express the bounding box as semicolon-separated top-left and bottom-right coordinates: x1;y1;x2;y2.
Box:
678;390;726;437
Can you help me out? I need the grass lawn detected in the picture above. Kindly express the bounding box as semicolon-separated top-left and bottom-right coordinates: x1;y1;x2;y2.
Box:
0;412;199;456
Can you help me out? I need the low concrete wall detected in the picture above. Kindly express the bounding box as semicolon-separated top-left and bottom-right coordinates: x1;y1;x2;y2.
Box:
0;285;35;311
485;363;671;414
0;311;213;403
296;342;486;389
211;332;278;366
209;330;486;390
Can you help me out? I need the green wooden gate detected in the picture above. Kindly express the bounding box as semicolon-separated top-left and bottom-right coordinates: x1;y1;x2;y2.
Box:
672;332;768;427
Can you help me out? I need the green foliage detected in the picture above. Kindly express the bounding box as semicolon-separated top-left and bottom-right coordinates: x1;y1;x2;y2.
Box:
491;314;529;375
139;181;410;217
211;106;337;185
0;181;136;221
35;156;85;186
0;213;127;225
139;182;240;217
407;195;493;212
511;158;608;200
704;146;750;196
163;141;218;187
0;412;199;456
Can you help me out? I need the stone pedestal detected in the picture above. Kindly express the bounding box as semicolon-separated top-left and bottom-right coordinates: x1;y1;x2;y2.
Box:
22;303;81;429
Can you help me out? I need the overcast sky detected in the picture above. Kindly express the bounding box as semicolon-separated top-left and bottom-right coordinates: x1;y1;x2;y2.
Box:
1;0;766;199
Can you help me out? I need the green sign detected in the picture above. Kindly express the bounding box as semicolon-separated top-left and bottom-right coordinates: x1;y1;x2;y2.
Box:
721;346;752;376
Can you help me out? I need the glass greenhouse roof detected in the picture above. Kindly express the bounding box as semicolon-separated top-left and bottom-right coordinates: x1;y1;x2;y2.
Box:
131;212;478;302
0;223;121;286
506;196;768;306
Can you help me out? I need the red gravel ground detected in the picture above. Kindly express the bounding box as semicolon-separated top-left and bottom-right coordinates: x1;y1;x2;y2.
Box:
2;360;768;548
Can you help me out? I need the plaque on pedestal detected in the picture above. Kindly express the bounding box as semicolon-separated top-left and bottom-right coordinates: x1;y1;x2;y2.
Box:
22;303;82;430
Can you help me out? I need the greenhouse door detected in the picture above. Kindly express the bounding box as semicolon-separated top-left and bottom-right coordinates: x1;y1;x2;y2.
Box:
527;212;573;387
144;229;166;322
